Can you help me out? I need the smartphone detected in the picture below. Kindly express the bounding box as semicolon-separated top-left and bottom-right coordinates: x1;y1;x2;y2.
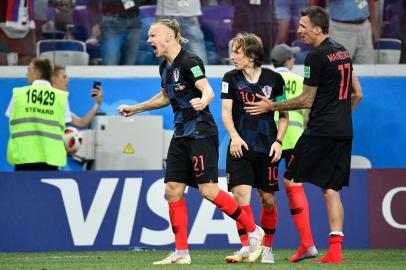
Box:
92;81;101;97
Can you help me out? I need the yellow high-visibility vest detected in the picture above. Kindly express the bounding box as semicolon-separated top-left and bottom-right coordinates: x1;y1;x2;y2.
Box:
7;84;68;166
274;70;305;150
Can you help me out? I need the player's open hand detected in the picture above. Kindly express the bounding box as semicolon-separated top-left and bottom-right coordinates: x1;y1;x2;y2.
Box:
269;141;282;163
229;136;249;158
244;93;275;115
117;104;135;117
190;98;207;111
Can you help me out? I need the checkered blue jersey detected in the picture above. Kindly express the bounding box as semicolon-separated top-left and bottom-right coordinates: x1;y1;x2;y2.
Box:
159;48;218;138
221;68;286;154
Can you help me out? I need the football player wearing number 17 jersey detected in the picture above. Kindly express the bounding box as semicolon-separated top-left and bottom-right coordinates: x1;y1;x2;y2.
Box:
244;6;363;264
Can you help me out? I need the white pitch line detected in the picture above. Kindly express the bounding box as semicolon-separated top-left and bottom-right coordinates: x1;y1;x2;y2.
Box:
8;255;92;261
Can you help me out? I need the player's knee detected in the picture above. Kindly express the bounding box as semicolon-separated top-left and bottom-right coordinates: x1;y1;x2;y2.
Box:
260;195;275;209
232;191;247;204
198;184;218;201
165;183;184;201
231;187;251;204
199;189;215;201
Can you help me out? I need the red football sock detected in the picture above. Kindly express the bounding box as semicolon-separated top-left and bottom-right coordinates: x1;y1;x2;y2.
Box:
236;205;254;246
286;185;314;248
168;198;188;250
261;203;278;248
319;235;343;264
212;190;256;233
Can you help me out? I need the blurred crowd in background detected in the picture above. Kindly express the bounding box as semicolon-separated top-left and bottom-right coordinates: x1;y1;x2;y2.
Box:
0;0;405;66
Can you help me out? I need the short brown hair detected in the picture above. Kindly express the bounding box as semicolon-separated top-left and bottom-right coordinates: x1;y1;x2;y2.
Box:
301;6;330;34
232;32;264;67
31;58;53;82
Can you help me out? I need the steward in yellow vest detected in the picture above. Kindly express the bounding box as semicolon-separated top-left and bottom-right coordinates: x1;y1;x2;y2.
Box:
274;68;307;150
271;44;309;167
6;58;68;170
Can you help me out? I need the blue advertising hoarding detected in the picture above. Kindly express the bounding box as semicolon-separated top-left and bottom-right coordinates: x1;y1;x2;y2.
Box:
0;170;368;252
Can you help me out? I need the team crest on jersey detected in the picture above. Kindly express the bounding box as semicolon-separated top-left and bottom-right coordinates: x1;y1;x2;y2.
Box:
173;68;180;82
261;85;272;98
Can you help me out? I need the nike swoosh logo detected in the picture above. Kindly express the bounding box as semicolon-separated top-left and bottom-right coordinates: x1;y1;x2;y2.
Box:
195;173;204;178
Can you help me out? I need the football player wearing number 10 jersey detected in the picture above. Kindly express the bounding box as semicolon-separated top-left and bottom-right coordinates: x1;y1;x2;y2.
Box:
244;6;362;264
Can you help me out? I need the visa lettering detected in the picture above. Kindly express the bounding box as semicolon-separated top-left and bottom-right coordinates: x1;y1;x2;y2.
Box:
41;177;239;246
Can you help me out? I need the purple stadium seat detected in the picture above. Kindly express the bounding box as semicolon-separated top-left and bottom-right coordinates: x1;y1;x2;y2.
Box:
75;0;88;5
374;38;402;64
73;7;91;41
139;5;156;19
36;40;89;65
200;4;234;57
381;3;404;39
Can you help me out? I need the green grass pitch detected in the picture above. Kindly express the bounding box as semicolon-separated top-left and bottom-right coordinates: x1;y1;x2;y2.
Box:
0;249;405;270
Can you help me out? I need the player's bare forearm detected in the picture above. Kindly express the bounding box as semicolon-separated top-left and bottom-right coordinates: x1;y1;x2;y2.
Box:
195;78;214;106
244;85;316;115
274;85;317;111
200;87;214;106
131;89;170;113
221;100;240;140
276;110;289;141
351;72;363;111
222;99;248;157
117;89;168;117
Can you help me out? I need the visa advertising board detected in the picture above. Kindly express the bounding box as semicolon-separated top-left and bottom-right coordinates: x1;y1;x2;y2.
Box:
3;170;401;252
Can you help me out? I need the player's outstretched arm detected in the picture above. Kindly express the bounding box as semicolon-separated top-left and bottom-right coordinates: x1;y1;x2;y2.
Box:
351;71;363;111
117;88;170;117
244;85;317;114
190;78;214;111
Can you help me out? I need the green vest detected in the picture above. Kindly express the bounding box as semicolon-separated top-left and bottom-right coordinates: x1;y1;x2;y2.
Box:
274;70;305;150
7;84;68;167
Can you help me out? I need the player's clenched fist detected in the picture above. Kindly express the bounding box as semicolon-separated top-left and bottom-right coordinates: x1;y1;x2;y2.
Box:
117;104;135;117
189;98;207;111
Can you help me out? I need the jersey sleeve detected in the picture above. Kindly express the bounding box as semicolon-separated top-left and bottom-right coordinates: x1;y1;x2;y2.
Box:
274;73;287;102
184;57;206;84
303;50;322;87
220;71;234;99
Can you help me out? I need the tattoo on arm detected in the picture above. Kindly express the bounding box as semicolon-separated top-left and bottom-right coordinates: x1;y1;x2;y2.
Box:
161;88;168;98
274;85;317;111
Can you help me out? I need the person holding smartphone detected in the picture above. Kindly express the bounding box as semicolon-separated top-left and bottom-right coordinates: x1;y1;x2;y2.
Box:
51;66;103;128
